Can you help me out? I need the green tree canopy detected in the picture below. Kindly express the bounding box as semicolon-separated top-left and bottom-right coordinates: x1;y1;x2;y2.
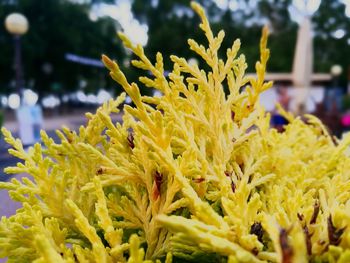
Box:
313;0;350;77
1;0;349;96
131;0;349;85
131;0;297;74
0;0;125;96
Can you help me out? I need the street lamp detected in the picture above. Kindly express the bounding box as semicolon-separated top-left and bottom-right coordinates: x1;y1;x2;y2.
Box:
5;13;29;103
5;13;37;147
331;64;343;78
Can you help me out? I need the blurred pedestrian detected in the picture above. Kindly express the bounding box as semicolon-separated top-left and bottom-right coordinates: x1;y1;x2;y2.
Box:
272;85;291;132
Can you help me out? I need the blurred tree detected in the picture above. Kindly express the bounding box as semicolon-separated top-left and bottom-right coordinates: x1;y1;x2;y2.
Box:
131;0;297;74
0;0;125;97
313;0;350;85
1;0;349;97
131;0;349;83
216;0;297;73
131;0;208;70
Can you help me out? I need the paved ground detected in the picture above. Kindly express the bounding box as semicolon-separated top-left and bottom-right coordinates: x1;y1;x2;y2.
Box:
0;110;122;219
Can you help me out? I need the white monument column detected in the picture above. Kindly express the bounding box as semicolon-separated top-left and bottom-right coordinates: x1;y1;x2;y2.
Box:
292;17;313;113
290;0;320;113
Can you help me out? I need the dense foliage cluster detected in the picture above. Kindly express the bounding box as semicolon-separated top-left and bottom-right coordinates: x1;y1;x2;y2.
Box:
1;2;350;262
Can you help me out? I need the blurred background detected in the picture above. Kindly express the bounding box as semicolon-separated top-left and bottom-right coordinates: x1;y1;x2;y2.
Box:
0;0;349;183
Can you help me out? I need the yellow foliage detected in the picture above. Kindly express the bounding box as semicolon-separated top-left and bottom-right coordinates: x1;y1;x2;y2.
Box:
1;2;350;263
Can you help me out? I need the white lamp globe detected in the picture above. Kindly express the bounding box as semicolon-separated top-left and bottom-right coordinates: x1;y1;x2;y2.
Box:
187;58;199;67
331;65;343;77
5;13;29;35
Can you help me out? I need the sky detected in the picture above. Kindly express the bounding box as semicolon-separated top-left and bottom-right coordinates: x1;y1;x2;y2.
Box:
91;0;350;46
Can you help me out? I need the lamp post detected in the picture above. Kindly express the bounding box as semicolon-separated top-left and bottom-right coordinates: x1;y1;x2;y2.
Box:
5;13;29;103
5;13;37;147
